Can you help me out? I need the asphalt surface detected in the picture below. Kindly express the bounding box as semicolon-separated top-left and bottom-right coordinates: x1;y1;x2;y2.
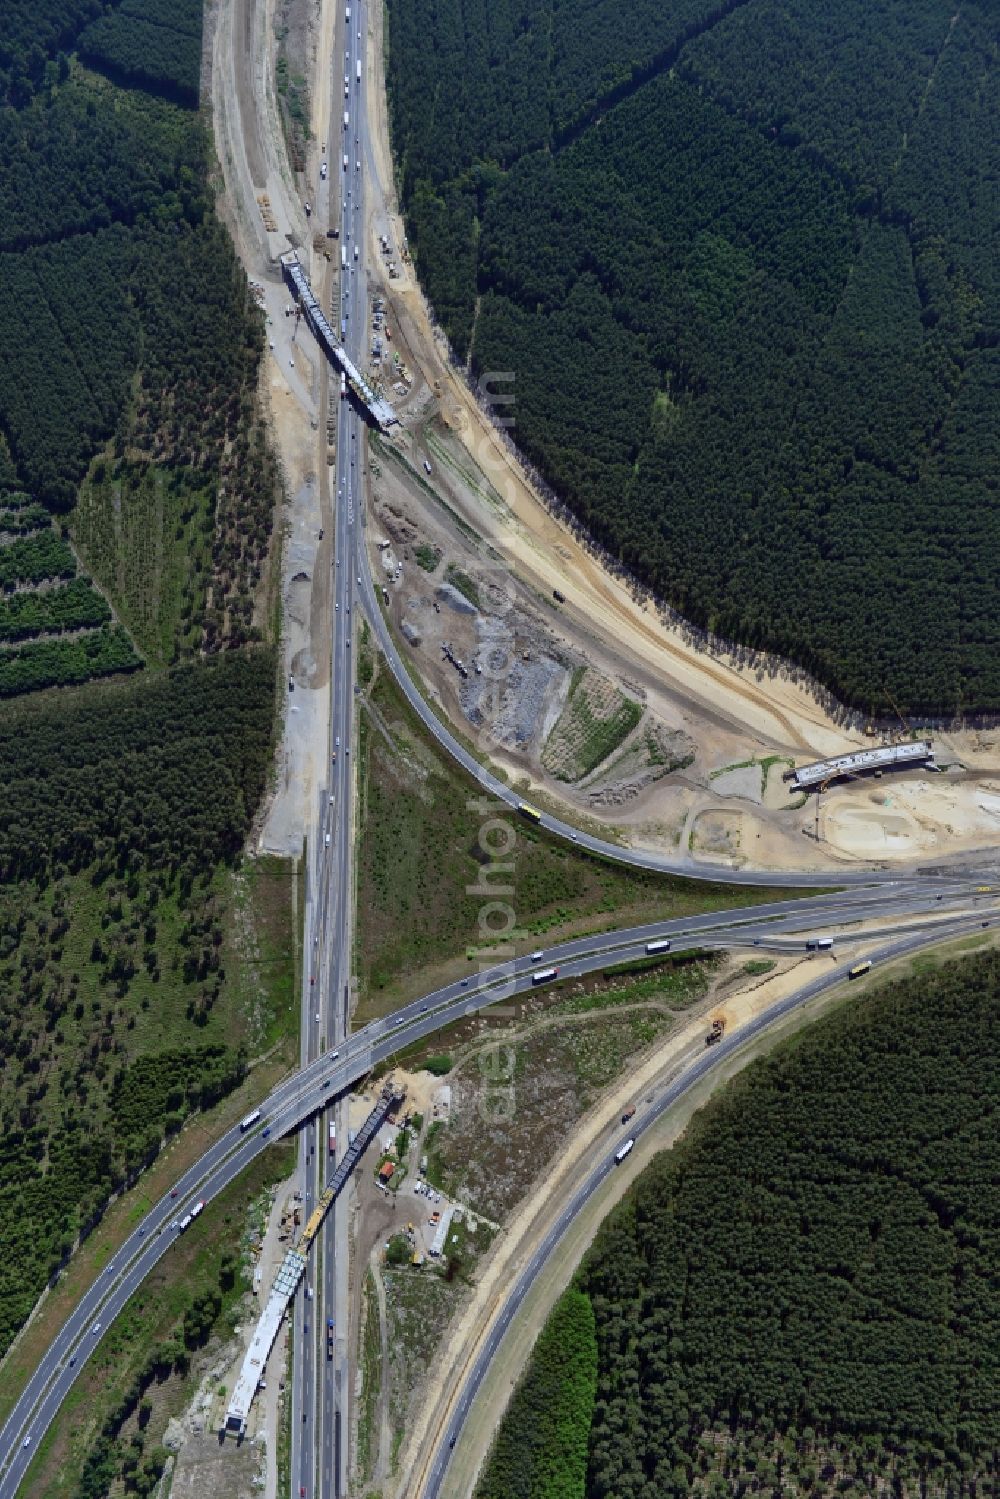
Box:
421;916;990;1499
3;876;997;1495
290;2;373;1494
356;557;1000;890
2;2;997;1489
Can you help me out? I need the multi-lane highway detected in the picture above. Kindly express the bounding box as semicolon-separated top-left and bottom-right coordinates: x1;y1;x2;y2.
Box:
2;3;997;1494
419;918;982;1498
2;874;996;1496
292;2;373;1494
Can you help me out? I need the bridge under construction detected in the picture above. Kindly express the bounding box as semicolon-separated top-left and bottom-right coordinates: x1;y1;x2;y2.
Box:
225;1079;404;1436
280;250;396;431
787;740;934;790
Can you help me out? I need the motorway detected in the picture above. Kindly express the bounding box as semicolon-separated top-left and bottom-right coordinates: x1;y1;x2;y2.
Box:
1;3;998;1493
356;555;993;890
289;2;368;1494
419;919;982;1499
1;874;996;1496
289;0;374;1494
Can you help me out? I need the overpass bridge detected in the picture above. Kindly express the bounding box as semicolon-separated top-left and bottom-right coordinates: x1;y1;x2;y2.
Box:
225;1079;404;1436
280;250;397;430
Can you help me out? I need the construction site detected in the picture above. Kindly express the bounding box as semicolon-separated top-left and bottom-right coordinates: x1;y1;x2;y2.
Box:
194;0;1000;1492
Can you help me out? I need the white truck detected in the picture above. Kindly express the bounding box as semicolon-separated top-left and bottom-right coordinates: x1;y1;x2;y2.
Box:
329;1120;336;1155
344;109;349;129
356;59;361;82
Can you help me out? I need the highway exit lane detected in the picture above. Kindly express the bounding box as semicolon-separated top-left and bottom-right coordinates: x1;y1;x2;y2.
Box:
422;916;988;1498
2;886;994;1494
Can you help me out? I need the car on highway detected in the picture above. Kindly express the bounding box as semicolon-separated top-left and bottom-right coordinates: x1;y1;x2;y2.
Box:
22;1437;30;1449
91;1323;101;1336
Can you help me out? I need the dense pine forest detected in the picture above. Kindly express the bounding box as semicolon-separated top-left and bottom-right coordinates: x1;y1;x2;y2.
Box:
385;0;1000;714
477;950;1000;1497
0;0;286;1414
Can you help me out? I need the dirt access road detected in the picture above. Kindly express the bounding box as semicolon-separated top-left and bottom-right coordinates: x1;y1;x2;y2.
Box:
359;1;1000;873
395;954;836;1497
362;4;839;760
210;0;1000;875
210;0;339;854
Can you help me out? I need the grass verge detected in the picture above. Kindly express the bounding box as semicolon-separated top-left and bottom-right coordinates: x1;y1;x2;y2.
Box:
20;1139;293;1497
355;651;814;1018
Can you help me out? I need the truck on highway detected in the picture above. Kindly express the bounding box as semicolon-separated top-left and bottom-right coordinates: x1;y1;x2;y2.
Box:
356;59;362;82
518;802;542;823
849;960;872;979
240;1109;261;1132
343;152;348;170
341;247;347;269
329;1120;336;1154
805;936;834;950
320;160;328;180
531;966;559;986
621;1106;636;1125
340;372;347;398
344;110;349;129
354;245;359;260
615;1138;635;1163
645;938;671;954
327;1318;335;1358
705;1017;725;1047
